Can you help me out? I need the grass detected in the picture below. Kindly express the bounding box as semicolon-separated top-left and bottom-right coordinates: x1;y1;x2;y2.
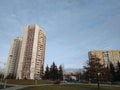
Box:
6;79;53;85
18;84;120;90
0;85;5;89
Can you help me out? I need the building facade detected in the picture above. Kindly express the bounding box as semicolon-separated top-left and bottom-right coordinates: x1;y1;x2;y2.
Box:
88;50;120;67
16;24;46;79
5;37;22;78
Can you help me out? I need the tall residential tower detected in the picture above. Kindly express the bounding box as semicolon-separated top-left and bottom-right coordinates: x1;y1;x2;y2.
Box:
5;37;22;78
16;24;46;79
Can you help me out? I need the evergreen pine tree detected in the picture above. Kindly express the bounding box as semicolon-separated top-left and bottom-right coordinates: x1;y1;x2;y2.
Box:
45;65;50;80
116;61;120;81
50;62;58;80
109;62;115;82
58;65;63;80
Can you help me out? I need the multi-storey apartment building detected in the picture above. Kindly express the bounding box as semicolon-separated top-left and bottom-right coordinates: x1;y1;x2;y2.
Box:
5;37;22;78
16;24;46;79
88;50;120;67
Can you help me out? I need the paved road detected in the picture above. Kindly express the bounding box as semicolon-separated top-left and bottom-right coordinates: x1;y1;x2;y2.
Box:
0;85;26;90
0;83;53;90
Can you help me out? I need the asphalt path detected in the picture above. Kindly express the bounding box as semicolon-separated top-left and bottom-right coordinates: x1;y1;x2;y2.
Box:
0;83;53;90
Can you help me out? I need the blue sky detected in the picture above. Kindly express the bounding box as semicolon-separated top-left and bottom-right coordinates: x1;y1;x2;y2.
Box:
0;0;120;69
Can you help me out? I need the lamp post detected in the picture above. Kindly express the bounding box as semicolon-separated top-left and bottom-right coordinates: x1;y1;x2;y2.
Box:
35;79;37;85
3;63;7;88
35;75;37;85
97;72;100;89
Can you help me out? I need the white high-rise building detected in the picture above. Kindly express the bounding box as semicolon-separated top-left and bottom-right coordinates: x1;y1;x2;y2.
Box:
5;37;22;78
16;24;46;79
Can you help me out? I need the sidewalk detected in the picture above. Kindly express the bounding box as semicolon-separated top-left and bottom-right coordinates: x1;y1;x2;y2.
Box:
0;82;25;90
0;83;53;90
0;85;26;90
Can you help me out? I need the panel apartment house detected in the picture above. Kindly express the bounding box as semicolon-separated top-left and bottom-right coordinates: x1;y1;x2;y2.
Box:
88;50;120;68
5;37;22;78
5;24;46;80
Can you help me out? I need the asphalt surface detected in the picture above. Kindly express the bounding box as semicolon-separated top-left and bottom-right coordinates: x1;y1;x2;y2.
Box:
0;82;53;90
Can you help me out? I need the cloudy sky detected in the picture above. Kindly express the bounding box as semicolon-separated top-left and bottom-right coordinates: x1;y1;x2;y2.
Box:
0;0;120;69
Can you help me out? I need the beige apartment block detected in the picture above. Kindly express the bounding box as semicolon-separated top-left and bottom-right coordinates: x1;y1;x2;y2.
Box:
88;50;120;68
16;24;46;79
5;37;22;78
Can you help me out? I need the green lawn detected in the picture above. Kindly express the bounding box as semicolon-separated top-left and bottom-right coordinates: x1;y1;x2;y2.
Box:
18;84;120;90
0;85;4;89
6;79;53;85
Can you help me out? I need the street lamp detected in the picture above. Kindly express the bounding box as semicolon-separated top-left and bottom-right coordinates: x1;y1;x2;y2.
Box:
3;63;7;88
97;72;100;89
35;75;38;85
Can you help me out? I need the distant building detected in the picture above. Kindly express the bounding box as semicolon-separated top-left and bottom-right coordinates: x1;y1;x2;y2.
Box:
16;24;46;79
63;68;83;81
5;37;22;78
88;50;120;68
